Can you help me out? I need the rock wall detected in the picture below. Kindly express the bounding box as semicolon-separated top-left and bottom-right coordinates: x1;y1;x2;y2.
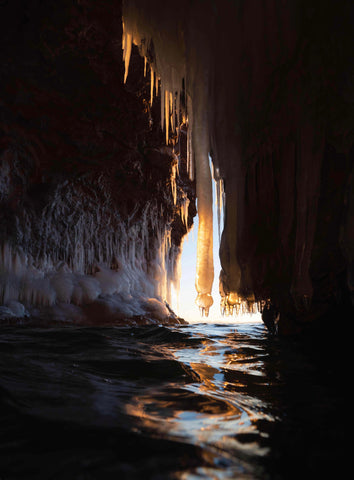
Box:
0;0;195;324
213;1;354;333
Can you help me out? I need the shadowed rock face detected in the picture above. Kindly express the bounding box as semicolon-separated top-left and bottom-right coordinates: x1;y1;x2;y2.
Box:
212;1;354;334
0;0;195;324
1;0;353;333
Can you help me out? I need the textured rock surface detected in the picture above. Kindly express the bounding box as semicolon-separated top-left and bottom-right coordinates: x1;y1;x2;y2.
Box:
214;1;354;334
0;0;195;324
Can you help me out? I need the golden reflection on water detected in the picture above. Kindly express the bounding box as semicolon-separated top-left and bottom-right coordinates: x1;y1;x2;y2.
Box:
124;324;273;460
0;323;342;479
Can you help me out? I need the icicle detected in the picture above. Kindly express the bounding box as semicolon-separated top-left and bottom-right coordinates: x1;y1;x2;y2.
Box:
176;92;180;131
171;168;176;205
170;91;175;134
150;65;154;106
165;89;170;144
215;178;224;243
186;121;194;180
186;95;194;181
193;108;214;316
180;194;190;229
170;160;179;206
161;85;165;132
156;75;159;97
123;31;132;84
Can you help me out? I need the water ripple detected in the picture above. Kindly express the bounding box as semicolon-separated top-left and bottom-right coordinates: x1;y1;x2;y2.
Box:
0;322;346;479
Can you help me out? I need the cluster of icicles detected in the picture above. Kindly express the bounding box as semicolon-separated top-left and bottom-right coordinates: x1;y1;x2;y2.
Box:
123;1;252;318
0;173;181;322
220;293;260;317
123;1;219;316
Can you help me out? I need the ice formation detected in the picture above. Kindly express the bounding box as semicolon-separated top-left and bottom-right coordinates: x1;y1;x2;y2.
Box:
124;0;301;317
179;193;190;230
0;170;182;323
212;165;224;245
122;0;215;314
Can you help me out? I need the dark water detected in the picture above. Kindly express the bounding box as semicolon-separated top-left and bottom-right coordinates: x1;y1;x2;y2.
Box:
0;322;346;479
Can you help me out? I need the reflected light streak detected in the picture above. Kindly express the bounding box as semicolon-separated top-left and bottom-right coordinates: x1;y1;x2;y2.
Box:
124;325;273;463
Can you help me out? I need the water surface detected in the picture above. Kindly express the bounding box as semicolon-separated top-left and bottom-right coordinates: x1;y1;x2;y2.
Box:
0;322;345;479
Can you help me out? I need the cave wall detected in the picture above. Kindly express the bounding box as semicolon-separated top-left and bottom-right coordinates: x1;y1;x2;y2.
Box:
1;0;353;331
0;0;195;323
121;0;354;333
212;0;354;333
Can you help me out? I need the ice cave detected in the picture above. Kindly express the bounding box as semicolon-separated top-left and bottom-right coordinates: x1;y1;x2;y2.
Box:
1;0;353;334
0;1;352;478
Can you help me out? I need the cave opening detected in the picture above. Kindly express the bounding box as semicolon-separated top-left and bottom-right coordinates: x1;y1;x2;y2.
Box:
175;155;262;324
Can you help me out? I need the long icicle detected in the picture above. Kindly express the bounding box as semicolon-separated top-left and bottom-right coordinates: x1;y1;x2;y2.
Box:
123;31;132;83
193;105;214;316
